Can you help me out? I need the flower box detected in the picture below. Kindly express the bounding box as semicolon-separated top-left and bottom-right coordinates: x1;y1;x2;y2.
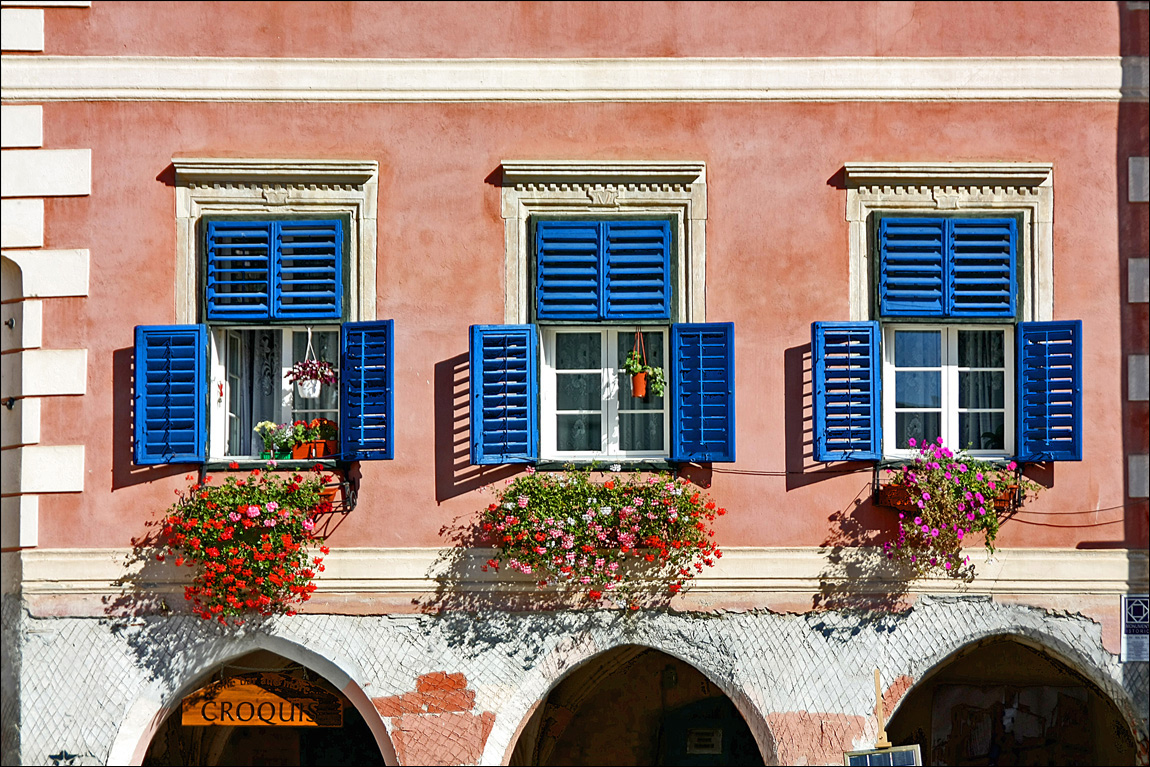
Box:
291;440;339;460
877;483;1019;512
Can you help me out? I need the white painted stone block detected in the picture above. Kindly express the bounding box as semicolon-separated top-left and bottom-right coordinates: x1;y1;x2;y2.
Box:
1132;258;1150;303
0;199;44;248
1;299;43;351
1132;157;1150;203
0;445;85;494
0;9;43;52
0;396;41;448
0;106;42;148
1132;354;1150;401
1;249;90;297
1132;454;1150;499
0;149;91;197
0;349;86;397
0;495;38;549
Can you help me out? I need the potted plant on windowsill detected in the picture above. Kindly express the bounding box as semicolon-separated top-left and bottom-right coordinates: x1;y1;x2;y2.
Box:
876;437;1042;579
290;418;339;460
254;421;293;460
622;350;666;399
286;359;337;400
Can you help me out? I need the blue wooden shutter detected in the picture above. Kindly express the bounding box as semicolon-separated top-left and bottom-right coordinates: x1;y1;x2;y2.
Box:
879;218;946;317
536;221;601;320
470;325;538;464
603;220;671;320
1016;320;1082;461
948;218;1016;317
340;320;394;461
671;323;735;463
275;220;343;320
134;325;206;465
812;321;881;461
205;221;273;320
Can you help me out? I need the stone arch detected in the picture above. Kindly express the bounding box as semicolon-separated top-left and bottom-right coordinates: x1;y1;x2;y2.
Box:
107;632;398;765
487;632;778;766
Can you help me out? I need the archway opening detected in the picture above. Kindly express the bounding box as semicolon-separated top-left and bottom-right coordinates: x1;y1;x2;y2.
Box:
142;650;386;767
510;645;764;766
886;636;1136;766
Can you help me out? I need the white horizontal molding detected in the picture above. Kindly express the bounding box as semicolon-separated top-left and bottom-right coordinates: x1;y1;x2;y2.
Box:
0;199;43;248
1;248;90;297
0;396;40;448
0;148;91;197
843;161;1054;190
0;348;86;397
0;105;42;148
0;444;84;494
0;495;38;550
0;8;42;52
17;547;1148;603
0;56;1135;102
0;1;90;6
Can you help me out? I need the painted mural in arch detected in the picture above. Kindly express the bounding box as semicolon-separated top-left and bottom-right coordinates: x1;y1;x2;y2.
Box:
142;650;386;767
510;646;765;766
885;636;1137;766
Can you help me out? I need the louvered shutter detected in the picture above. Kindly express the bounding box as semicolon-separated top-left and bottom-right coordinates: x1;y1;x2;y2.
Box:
134;325;207;465
948;218;1016;317
536;221;601;320
879;218;946;317
671;323;735;463
812;321;881;461
1016;320;1082;461
340;320;394;461
275;220;343;320
206;221;273;320
470;325;538;464
603;220;671;320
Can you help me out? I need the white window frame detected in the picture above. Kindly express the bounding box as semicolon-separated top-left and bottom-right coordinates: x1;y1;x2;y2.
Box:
540;326;670;461
882;323;1015;460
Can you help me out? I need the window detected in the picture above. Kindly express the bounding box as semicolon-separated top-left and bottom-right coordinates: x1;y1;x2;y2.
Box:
135;160;392;466
813;179;1082;463
473;163;734;465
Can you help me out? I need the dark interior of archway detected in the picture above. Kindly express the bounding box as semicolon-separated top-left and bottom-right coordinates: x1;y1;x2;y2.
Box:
142;650;385;767
510;646;764;767
886;637;1136;766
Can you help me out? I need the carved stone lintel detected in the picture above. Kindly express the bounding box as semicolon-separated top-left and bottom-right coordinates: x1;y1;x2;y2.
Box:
934;191;960;209
587;187;618;207
263;187;290;205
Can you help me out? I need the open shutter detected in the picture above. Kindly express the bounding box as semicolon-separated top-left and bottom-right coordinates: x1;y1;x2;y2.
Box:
948;218;1016;317
604;220;671;320
134;324;207;465
275;220;343;320
205;221;273;320
470;325;538;464
340;320;394;461
1016;320;1082;461
536;221;601;321
879;218;946;317
812;321;881;461
671;323;735;463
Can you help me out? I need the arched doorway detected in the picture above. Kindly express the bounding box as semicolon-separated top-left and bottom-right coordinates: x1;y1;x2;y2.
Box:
510;646;764;766
886;635;1137;765
143;650;386;766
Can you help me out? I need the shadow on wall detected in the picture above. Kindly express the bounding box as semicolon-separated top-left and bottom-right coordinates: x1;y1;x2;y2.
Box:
111;345;189;490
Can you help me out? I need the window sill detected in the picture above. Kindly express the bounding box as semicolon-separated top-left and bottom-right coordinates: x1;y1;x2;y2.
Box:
534;460;677;473
204;458;345;472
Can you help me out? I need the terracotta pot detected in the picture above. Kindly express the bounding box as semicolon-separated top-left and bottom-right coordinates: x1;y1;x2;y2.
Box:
291;442;316;460
631;372;647;398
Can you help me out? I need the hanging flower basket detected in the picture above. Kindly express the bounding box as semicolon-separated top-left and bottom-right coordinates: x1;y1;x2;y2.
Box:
631;371;648;398
621;330;665;398
295;379;322;399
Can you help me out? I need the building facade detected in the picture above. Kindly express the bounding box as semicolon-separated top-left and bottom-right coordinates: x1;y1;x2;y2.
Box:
2;2;1148;765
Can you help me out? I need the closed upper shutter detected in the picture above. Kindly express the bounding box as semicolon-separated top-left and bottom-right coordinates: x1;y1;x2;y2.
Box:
812;321;881;461
604;220;671;320
134;324;207;465
536;221;601;321
879;218;946;317
671;323;735;463
1016;320;1082;461
948;218;1016;317
470;325;538;464
206;219;342;321
340;320;395;461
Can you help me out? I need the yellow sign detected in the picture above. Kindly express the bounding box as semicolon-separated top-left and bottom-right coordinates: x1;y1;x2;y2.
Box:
181;672;343;727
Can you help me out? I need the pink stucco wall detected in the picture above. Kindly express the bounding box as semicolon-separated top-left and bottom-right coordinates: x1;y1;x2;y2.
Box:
31;93;1134;551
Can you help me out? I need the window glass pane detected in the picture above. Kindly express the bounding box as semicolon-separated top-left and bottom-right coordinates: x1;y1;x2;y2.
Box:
959;371;1005;409
618;330;664;410
250;329;280;448
958;329;1005;368
292;330;339;422
620;413;664;451
555;333;600;370
895;370;941;408
557;414;601;452
894;330;941;367
959;412;1005;451
895;411;941;449
557;373;601;410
